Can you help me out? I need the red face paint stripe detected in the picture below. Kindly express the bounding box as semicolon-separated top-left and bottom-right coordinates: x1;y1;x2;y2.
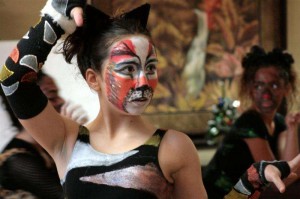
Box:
110;40;137;63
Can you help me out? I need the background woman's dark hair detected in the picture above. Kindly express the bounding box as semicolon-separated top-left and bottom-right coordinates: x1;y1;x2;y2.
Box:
37;70;48;84
63;5;152;79
0;88;23;131
239;45;297;109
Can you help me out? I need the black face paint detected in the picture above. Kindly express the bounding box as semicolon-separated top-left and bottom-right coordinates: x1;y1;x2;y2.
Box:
123;85;153;113
252;81;285;114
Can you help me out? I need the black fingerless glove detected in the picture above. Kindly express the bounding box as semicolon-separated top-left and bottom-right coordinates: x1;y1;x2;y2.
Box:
257;160;291;183
233;160;291;196
52;0;86;18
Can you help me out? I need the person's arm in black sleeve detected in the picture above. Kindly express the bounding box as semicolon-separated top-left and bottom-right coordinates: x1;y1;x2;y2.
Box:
0;0;85;119
2;153;64;199
0;0;85;158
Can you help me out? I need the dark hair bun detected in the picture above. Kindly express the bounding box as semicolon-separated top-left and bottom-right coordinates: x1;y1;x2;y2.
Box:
242;45;266;69
242;45;294;70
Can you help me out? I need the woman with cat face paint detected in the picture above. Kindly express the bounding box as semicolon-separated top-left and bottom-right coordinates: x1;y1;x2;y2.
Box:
1;0;299;198
0;0;207;198
203;45;300;199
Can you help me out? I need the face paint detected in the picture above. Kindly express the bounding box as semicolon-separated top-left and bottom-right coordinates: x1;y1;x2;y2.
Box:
105;36;158;115
251;67;287;114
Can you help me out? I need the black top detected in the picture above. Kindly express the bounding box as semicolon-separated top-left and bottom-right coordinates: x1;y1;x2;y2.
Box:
203;110;286;199
0;138;64;199
62;126;173;199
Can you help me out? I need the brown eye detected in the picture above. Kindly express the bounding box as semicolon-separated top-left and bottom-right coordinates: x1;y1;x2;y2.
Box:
272;83;279;89
146;64;157;74
115;64;137;76
127;66;135;73
254;83;263;90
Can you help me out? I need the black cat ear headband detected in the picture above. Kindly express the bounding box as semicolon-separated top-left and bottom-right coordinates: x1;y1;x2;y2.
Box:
84;3;151;30
123;3;150;29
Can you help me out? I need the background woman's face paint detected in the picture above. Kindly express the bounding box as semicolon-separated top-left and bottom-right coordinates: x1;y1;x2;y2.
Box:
105;36;158;114
251;67;287;114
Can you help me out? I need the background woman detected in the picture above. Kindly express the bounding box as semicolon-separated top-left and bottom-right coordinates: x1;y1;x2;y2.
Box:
203;45;300;198
0;0;207;198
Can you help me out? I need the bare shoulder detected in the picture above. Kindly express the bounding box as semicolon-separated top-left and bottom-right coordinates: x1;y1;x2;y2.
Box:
160;129;195;150
158;129;201;182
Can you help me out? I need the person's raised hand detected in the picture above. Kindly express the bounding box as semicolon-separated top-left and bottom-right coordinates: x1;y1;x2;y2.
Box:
60;101;89;125
71;7;84;27
51;0;86;19
285;112;300;130
41;0;86;33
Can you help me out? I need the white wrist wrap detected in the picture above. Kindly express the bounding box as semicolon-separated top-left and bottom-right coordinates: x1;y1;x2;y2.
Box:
41;0;77;34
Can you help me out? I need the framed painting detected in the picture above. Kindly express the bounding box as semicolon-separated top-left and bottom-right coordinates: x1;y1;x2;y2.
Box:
91;0;286;134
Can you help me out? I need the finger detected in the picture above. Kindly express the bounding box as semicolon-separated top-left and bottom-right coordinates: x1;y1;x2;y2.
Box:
71;114;81;123
76;114;89;125
287;172;298;180
71;7;84;27
66;104;82;116
289;154;300;171
271;175;286;193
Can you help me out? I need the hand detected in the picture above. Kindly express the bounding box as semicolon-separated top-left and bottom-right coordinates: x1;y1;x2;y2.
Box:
285;112;300;130
41;0;86;33
71;7;84;27
51;0;86;18
264;154;300;193
60;101;89;125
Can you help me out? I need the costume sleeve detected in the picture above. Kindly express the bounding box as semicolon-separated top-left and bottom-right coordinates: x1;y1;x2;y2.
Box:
0;15;64;119
1;152;64;199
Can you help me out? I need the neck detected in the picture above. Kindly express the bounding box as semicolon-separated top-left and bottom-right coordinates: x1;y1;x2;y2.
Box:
15;130;39;145
88;108;153;137
251;106;275;125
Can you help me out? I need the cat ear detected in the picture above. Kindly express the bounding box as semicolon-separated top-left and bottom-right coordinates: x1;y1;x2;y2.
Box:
84;5;110;27
124;3;151;29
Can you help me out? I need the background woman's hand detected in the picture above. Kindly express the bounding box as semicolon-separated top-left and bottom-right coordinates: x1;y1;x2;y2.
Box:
285;112;300;130
60;101;89;125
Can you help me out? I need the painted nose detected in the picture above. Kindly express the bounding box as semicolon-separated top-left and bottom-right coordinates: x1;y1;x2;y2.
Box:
137;73;149;87
263;94;270;99
262;91;271;100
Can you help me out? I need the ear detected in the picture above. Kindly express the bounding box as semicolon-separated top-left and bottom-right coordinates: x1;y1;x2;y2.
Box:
85;69;101;91
124;3;150;29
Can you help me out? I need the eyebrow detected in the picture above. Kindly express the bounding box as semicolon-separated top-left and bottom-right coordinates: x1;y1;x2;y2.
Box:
111;41;157;67
111;42;137;58
146;58;158;65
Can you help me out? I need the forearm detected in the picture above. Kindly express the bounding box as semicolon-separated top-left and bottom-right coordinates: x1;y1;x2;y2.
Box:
282;128;299;161
0;14;64;119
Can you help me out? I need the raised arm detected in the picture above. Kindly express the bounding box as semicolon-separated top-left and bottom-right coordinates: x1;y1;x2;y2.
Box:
278;112;300;161
0;0;85;160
